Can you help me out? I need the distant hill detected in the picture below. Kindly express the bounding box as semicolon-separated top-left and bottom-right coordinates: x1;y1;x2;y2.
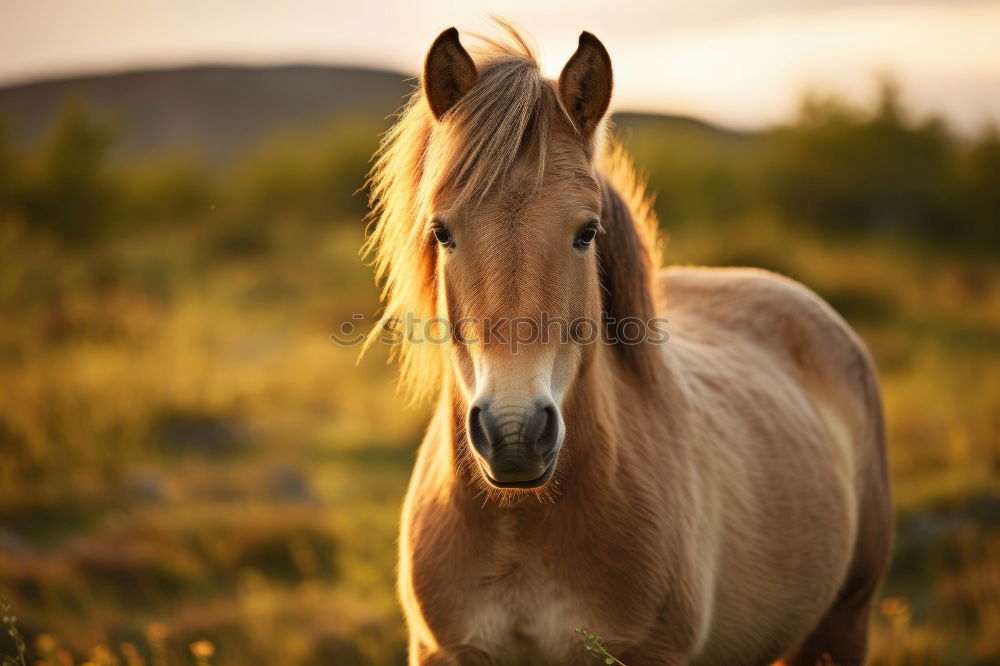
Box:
0;65;743;162
0;65;414;162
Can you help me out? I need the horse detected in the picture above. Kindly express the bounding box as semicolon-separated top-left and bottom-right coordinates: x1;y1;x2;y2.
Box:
364;21;893;666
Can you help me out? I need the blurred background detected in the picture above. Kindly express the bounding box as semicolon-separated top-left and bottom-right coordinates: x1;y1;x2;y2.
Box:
0;1;997;665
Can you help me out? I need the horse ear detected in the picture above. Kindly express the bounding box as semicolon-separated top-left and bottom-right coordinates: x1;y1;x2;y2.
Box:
559;31;613;139
423;27;478;120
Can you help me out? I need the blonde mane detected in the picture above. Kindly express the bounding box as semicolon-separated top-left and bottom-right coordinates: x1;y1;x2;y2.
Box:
363;21;661;401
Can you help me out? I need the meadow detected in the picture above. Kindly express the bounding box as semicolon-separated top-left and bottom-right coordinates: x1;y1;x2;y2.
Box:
0;76;998;665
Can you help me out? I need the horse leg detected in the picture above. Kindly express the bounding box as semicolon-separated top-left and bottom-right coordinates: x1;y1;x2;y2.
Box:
411;642;497;666
618;638;690;666
618;651;688;666
783;563;883;666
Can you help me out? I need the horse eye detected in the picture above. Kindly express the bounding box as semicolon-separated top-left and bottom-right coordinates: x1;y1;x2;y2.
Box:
574;224;598;250
431;223;455;249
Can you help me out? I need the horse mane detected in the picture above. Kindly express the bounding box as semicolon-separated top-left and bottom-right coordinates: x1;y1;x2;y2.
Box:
596;143;663;381
363;20;662;401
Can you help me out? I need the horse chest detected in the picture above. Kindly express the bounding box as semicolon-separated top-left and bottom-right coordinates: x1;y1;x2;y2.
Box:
422;512;592;663
458;553;585;663
408;491;671;662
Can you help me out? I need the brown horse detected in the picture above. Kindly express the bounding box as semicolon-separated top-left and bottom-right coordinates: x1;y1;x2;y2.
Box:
365;22;892;666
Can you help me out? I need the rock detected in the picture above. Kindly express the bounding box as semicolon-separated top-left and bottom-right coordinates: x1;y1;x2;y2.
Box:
266;466;315;503
0;528;32;557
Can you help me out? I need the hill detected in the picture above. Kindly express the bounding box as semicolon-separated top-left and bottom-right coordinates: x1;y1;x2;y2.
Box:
0;65;414;162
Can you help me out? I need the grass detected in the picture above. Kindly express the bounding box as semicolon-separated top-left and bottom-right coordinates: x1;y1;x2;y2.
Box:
577;628;627;665
4;609;213;666
2;596;27;666
0;172;997;664
0;220;415;665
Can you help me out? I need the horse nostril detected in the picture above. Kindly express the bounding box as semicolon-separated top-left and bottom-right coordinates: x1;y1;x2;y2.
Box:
527;402;560;457
467;403;493;458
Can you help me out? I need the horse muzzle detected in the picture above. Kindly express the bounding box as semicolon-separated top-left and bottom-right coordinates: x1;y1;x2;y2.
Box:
467;398;563;488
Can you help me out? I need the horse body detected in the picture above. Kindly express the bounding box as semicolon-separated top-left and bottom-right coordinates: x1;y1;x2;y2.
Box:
400;265;889;666
367;22;892;666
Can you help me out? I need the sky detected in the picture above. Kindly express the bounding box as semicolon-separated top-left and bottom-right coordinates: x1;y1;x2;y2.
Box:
2;0;999;133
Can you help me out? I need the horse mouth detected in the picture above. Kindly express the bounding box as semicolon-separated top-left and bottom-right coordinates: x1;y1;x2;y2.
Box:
482;458;556;489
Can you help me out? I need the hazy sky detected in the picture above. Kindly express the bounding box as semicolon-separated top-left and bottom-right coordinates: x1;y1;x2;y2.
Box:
2;0;999;132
